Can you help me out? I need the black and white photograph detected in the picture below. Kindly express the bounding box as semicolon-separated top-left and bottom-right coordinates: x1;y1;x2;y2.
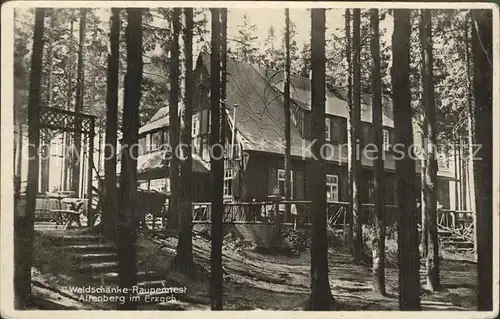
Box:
1;1;498;315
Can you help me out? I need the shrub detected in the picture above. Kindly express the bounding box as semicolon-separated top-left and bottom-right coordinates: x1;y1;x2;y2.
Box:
281;227;310;256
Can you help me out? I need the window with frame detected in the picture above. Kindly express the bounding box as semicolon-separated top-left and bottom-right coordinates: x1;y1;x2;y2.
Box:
331;119;340;143
145;133;151;153
192;115;200;136
151;131;162;151
223;160;234;198
138;136;146;155
277;169;294;198
138;180;149;190
383;129;390;151
325;118;331;141
150;178;167;192
326;174;339;201
162;130;169;149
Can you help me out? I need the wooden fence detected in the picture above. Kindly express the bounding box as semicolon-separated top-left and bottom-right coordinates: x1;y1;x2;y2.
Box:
31;192;474;232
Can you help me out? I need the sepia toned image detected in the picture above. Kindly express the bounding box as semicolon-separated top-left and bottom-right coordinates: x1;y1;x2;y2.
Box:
1;1;497;315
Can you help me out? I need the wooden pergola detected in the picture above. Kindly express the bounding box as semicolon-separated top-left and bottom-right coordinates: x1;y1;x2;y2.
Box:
32;106;97;225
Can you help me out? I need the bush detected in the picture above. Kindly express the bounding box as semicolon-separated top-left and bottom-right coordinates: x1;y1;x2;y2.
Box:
281;227;310;256
361;222;399;267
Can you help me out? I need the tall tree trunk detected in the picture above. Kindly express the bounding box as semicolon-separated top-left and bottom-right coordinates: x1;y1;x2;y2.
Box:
370;8;386;295
351;8;363;265
175;7;195;275
116;8;142;310
305;8;335;310
62;19;74;191
464;14;477;256
14;8;45;309
456;134;462;209
16;123;23;179
284;8;292;222
40;142;50;193
419;12;429;258
345;9;354;249
41;16;54;194
420;9;440;292
72;8;87;195
453;134;459;210
103;8;120;239
220;9;227;154
460;137;467;210
210;8;224;310
420;132;428;258
392;9;421;310
471;8;492;311
167;9;181;230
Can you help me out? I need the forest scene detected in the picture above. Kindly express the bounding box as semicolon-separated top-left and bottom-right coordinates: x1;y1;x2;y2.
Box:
7;4;495;312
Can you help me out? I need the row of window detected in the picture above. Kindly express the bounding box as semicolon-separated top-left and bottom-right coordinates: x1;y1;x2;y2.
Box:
139;171;396;205
325;117;390;150
138;178;170;193
141;115;391;156
276;169;338;201
223;166;340;201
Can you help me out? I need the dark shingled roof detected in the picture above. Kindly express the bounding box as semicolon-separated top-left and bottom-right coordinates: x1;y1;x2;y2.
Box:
263;69;394;127
197;52;309;157
125;150;209;174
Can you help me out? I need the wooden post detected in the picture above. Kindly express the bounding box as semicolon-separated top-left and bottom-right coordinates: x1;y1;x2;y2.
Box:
294;203;300;230
273;195;281;241
87;120;94;227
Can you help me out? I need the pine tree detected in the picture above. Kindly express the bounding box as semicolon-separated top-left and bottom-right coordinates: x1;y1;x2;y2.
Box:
263;26;279;69
71;8;87;196
116;8;143;310
351;8;363;265
103;8;120;239
392;9;421;310
464;12;477;257
305;8;335;310
370;8;386;295
420;9;441;292
167;9;181;230
299;42;311;78
284;8;292;223
210;8;224;310
471;8;493;311
175;7;195;275
345;8;354;254
281;19;300;72
40;11;55;194
233;14;259;63
62;16;75;190
14;7;45;309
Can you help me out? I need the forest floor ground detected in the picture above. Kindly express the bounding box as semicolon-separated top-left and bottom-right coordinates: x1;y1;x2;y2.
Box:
32;227;477;310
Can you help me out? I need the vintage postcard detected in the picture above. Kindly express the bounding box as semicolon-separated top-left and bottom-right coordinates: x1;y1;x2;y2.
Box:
1;1;498;318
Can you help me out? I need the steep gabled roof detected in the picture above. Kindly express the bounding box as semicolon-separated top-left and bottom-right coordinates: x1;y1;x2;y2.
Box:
197;52;309;157
139;107;169;134
263;69;394;127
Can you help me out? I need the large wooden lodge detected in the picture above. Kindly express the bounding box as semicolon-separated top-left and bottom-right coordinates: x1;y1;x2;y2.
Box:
135;52;455;208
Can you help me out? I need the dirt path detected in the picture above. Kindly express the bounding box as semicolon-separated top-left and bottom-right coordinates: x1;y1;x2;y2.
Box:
31;229;476;310
146;235;476;310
